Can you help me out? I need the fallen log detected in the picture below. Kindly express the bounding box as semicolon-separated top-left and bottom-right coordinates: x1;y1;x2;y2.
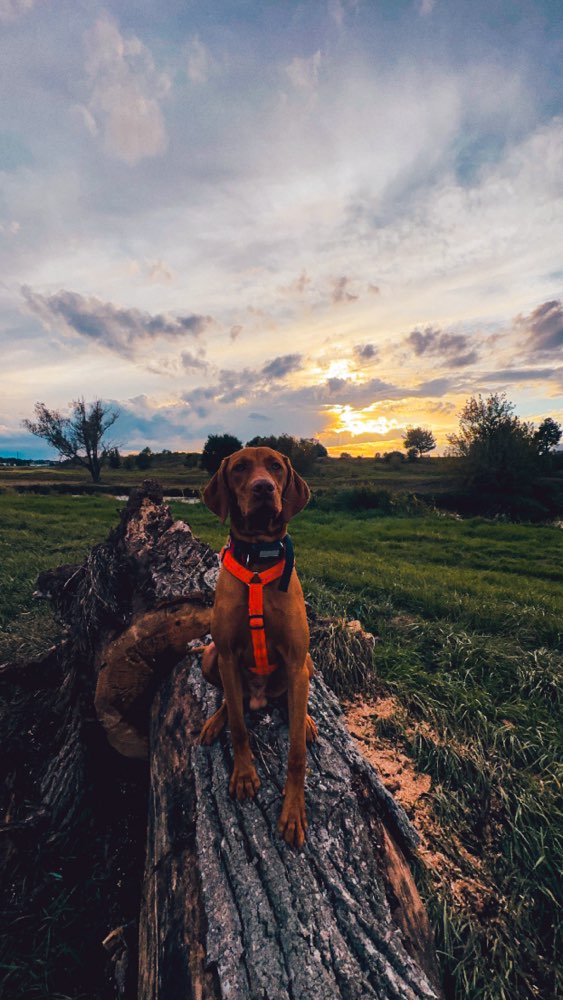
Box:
1;482;443;999
138;648;442;1000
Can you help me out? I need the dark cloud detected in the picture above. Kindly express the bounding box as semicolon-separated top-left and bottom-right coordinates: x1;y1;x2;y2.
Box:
331;276;359;304
261;354;303;379
481;367;559;382
230;324;243;341
515;300;563;354
248;412;270;421
367;283;380;295
448;351;479;367
181;351;208;371
22;286;214;360
406;326;478;367
354;343;378;361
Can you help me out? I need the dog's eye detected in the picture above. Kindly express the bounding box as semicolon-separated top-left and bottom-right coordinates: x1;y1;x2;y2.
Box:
233;462;246;472
271;461;282;471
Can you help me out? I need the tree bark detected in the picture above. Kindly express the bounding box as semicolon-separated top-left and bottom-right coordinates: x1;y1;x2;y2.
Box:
1;482;443;999
138;649;443;1000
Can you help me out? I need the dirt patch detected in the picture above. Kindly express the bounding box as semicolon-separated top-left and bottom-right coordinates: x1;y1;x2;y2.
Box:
343;694;497;921
344;696;431;812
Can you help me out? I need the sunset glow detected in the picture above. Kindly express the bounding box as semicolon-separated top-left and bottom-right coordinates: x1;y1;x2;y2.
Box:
329;405;399;440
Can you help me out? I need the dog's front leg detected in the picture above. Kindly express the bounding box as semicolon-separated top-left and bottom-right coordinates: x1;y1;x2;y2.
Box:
219;653;261;800
278;658;309;848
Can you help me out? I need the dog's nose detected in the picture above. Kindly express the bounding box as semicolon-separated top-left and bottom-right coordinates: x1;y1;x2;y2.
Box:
251;478;275;496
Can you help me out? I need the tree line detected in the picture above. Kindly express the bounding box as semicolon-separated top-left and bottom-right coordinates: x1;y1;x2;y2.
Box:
22;396;562;517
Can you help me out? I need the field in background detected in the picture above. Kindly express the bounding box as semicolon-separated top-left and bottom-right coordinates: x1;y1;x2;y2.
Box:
0;454;459;496
1;491;562;999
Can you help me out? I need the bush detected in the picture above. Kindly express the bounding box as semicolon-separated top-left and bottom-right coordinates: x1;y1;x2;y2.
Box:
310;486;426;516
383;450;405;469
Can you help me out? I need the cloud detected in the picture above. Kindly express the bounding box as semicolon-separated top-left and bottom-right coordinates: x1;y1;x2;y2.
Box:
354;343;378;361
278;271;311;297
418;0;437;16
328;0;360;29
186;34;213;84
406;326;478;367
22;287;214;360
261;354;304;379
0;0;36;23
230;325;243;341
181;351;208;372
285;51;322;92
76;13;170;165
481;367;561;383
331;276;359;304
515;300;563;354
248;412;270;421
146;259;175;284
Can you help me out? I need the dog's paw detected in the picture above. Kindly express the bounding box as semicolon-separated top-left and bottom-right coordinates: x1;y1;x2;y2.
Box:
306;714;318;743
278;792;307;849
229;760;261;801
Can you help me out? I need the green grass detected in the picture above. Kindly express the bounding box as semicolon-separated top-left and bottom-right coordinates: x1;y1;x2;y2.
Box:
0;453;460;495
0;494;124;661
1;492;562;999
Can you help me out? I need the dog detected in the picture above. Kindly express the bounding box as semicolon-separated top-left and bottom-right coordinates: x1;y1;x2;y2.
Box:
198;446;317;848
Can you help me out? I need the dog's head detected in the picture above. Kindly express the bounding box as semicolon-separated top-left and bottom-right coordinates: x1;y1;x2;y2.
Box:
203;446;310;536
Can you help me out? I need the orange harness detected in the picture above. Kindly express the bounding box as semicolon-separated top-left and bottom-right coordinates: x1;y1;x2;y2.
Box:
220;545;286;675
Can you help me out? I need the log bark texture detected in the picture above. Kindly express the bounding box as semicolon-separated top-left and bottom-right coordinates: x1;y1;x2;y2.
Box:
139;655;443;1000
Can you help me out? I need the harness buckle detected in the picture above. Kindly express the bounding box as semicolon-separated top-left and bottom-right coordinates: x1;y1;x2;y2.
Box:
248;613;264;630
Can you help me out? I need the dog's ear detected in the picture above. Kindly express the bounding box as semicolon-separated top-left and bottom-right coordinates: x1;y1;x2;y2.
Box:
281;456;311;520
203;458;230;522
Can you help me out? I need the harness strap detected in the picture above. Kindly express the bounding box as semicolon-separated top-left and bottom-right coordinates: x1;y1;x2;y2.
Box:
220;546;286;675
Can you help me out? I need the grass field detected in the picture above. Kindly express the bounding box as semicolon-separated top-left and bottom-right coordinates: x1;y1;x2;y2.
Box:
0;453;459;495
1;491;562;999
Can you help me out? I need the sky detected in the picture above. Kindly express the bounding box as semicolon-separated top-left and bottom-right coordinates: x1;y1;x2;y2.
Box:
1;0;562;459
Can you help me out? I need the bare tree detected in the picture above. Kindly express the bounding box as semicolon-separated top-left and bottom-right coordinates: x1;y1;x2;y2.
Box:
23;398;119;483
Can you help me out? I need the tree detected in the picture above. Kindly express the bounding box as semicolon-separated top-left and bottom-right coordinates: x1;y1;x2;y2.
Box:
311;439;328;458
534;417;562;457
201;433;243;474
245;434;323;475
105;447;121;469
403;427;436;459
23;399;119;484
135;447;153;471
447;393;539;492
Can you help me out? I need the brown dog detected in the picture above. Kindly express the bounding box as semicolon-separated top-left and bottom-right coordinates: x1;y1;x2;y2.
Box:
199;446;317;848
